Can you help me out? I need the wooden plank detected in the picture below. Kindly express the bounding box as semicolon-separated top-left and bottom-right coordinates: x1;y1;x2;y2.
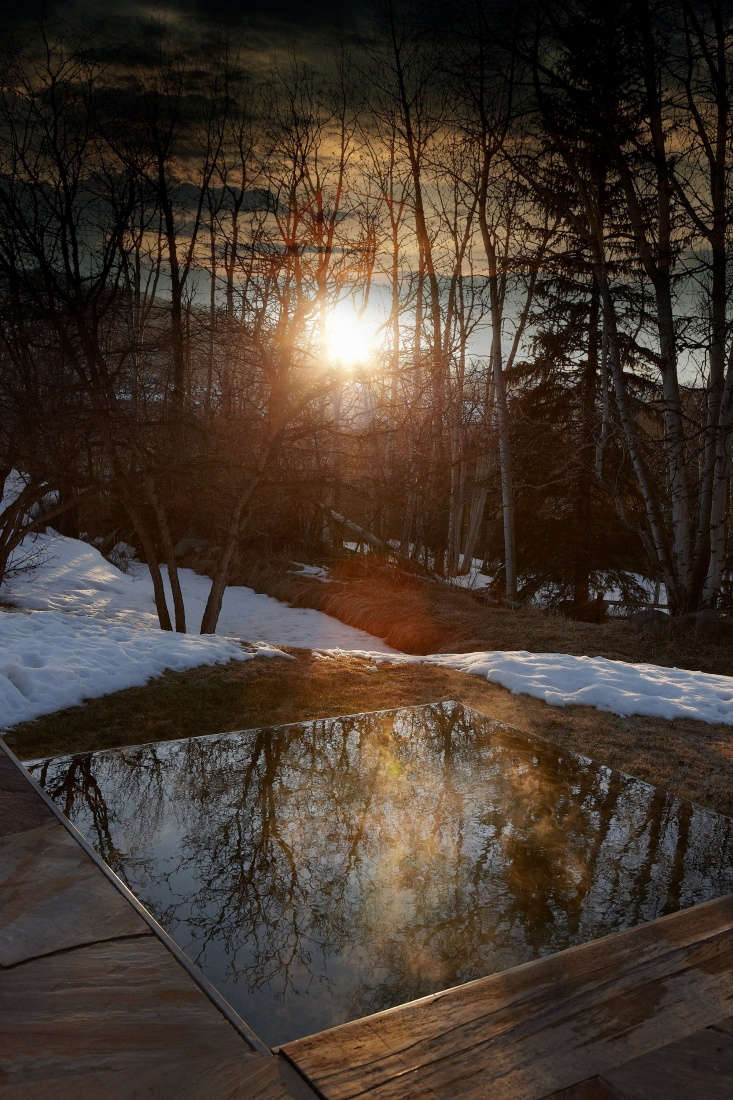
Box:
0;939;290;1099
0;821;149;967
600;1024;733;1099
283;895;733;1100
543;1077;623;1099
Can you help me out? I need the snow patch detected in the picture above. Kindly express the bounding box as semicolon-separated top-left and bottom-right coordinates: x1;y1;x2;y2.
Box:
290;562;331;582
2;530;397;653
0;526;398;727
447;561;494;590
1;520;730;731
1;470;30;512
0;611;252;727
344;648;733;727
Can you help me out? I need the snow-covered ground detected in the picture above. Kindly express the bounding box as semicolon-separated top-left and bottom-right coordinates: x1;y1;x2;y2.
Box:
0;612;270;727
3;530;399;650
446;561;494;590
311;648;733;727
0;526;398;728
417;651;733;726
289;562;331;582
1;510;731;731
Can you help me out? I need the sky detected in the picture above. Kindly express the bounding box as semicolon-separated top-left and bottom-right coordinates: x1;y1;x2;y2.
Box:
0;0;513;71
0;0;396;110
0;0;371;56
0;0;511;363
1;0;350;24
0;0;705;371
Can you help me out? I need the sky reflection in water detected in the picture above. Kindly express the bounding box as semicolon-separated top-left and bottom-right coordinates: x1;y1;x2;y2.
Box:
33;702;733;1046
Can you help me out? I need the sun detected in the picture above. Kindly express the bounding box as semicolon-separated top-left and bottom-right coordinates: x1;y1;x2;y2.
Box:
324;302;380;368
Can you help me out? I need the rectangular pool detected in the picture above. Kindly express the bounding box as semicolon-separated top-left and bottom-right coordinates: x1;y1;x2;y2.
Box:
32;701;733;1047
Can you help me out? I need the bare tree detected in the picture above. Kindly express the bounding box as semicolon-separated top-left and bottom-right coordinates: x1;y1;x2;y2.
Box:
521;0;732;612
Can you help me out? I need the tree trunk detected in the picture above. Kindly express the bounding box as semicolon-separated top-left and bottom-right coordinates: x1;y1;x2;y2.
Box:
200;480;259;635
387;4;447;573
119;487;172;631
144;476;186;633
573;279;600;606
206;204;217;410
477;156;517;603
702;358;733;605
459;453;491;575
595;270;674;597
399;484;416;558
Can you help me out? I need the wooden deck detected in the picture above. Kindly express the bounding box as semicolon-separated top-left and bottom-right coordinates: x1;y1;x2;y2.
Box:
3;736;733;1098
281;893;733;1098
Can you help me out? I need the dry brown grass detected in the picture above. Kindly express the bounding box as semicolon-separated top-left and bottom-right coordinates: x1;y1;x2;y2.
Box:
7;649;733;819
230;556;733;676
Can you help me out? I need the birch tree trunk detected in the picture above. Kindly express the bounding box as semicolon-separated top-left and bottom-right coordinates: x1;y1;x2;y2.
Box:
387;0;447;568
459;452;491;575
478;208;516;603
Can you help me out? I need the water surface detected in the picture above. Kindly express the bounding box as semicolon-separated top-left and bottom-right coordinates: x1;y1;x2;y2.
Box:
33;702;733;1046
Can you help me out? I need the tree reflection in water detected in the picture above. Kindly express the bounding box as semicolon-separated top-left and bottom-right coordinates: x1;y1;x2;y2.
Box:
32;702;733;1046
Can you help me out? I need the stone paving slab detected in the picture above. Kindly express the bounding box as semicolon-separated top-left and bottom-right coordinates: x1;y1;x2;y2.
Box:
0;821;149;967
0;742;314;1099
0;939;297;1099
0;756;52;838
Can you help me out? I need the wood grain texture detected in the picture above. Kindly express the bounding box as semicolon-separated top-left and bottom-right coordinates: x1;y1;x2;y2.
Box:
283;894;733;1099
543;1077;624;1099
0;938;289;1099
600;1024;733;1099
0;821;150;966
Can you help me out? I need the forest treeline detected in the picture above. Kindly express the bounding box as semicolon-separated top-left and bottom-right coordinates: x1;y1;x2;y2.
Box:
0;0;731;631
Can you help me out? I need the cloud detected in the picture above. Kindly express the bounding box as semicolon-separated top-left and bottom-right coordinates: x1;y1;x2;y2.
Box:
0;0;359;33
0;0;369;77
